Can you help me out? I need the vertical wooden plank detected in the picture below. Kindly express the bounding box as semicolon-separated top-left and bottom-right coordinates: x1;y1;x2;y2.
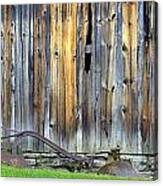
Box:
33;4;39;150
95;3;102;151
22;5;30;150
151;2;158;154
14;6;21;135
121;2;133;151
28;4;34;150
2;5;12;129
81;3;90;152
87;15;96;152
80;3;87;152
129;2;138;151
64;3;77;152
19;5;24;137
44;5;50;140
37;4;47;150
76;3;84;152
37;5;43;150
76;3;91;152
10;5;16;140
50;4;59;145
100;2;109;150
142;2;158;153
111;2;124;149
62;3;68;150
141;2;151;153
101;2;116;150
72;3;77;152
62;3;67;150
57;3;65;148
137;1;144;153
91;3;99;152
148;2;154;153
83;3;94;152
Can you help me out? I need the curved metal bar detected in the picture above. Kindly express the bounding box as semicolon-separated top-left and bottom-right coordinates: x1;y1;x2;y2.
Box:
1;130;89;162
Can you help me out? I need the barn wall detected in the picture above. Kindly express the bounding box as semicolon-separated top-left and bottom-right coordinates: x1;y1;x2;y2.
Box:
0;2;158;154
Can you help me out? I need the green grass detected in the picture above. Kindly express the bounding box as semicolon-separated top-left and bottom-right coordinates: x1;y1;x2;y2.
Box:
1;164;148;181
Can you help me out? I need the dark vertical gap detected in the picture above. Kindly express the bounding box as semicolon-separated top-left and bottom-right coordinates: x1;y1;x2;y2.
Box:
32;5;36;150
144;2;150;47
154;2;158;154
86;4;92;45
142;2;150;143
19;5;23;153
85;53;91;73
84;4;92;73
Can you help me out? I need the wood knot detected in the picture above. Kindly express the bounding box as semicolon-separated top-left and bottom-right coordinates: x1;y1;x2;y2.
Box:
123;78;133;85
122;43;128;52
111;85;115;93
49;124;53;128
98;19;102;24
10;34;14;42
111;13;116;20
121;105;127;114
108;44;112;50
55;51;59;57
123;78;128;85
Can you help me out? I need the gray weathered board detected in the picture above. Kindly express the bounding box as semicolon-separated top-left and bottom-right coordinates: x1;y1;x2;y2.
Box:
0;2;158;154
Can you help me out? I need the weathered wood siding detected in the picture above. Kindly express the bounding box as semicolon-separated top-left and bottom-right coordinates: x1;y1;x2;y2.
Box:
0;2;158;154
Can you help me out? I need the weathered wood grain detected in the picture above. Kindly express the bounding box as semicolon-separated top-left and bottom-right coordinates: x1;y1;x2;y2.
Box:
2;5;12;129
1;2;158;154
11;5;16;134
44;4;50;142
50;4;58;145
137;1;144;154
111;2;123;149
